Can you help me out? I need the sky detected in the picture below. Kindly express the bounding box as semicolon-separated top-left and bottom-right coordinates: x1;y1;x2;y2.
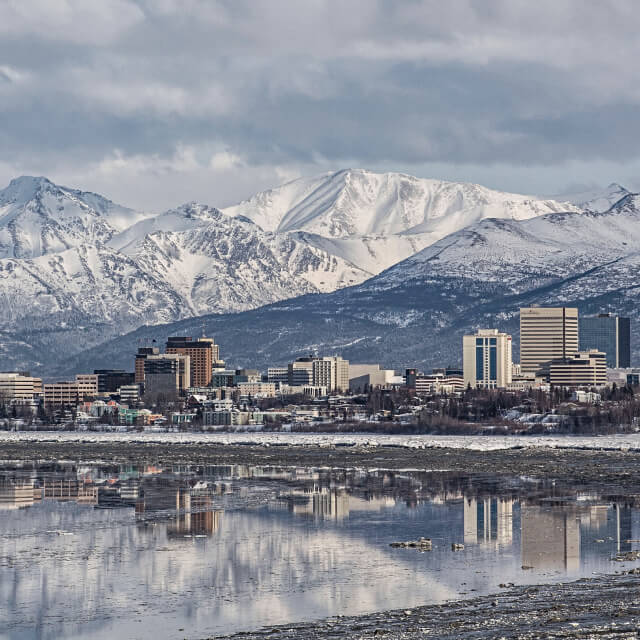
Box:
1;0;640;212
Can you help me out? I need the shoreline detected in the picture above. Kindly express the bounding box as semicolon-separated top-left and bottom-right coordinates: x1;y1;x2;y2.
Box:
2;438;640;493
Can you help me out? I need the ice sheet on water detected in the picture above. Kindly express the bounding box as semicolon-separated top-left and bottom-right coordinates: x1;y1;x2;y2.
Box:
1;431;640;451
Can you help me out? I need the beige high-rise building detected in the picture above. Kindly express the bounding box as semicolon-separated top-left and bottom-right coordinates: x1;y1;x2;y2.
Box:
462;329;512;389
287;356;350;392
519;307;579;376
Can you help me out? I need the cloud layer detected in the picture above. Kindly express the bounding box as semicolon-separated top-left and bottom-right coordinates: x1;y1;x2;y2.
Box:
1;0;639;210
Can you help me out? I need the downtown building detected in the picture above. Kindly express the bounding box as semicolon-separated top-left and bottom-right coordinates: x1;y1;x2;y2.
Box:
143;354;191;399
519;307;579;377
462;329;512;389
286;356;350;392
549;350;607;387
134;346;160;384
0;372;43;401
405;367;465;394
166;336;220;388
579;313;631;368
44;374;99;407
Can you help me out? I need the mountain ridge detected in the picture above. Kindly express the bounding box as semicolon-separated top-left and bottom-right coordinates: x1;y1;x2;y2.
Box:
58;195;640;377
0;172;632;374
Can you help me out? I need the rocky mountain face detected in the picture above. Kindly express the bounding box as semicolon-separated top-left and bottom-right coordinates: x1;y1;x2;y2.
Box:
0;172;629;375
63;196;640;377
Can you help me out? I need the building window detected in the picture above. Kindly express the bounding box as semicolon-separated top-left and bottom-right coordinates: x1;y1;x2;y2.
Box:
489;346;497;381
476;347;484;382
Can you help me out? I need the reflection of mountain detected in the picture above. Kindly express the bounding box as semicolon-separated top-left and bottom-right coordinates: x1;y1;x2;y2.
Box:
0;505;459;640
521;506;581;571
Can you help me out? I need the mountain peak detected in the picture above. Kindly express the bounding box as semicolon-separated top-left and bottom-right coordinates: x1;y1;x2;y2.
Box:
1;175;58;203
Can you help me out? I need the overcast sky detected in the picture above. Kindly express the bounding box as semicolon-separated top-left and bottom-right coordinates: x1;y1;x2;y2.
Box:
2;0;640;211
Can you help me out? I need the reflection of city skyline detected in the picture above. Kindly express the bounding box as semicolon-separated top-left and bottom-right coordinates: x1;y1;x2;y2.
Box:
461;495;640;572
2;461;640;640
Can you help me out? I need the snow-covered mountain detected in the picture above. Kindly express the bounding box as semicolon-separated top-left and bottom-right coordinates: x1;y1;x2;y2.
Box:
0;203;368;336
223;169;581;272
66;194;640;376
0;176;153;259
550;182;631;213
0;171;628;374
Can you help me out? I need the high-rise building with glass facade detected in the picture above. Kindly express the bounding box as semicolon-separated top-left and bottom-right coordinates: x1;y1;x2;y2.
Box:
463;329;512;389
579;313;631;368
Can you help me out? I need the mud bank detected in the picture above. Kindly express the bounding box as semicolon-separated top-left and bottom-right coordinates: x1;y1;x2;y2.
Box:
2;440;640;493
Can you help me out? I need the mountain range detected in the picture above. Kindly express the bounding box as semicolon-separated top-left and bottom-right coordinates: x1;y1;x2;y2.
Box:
0;170;635;376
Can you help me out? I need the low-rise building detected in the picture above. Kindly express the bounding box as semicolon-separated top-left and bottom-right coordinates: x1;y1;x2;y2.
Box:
94;369;135;393
119;384;141;405
549;350;607;387
348;364;397;391
0;372;43;401
267;367;288;386
404;368;465;394
44;374;98;407
236;382;276;398
202;409;265;426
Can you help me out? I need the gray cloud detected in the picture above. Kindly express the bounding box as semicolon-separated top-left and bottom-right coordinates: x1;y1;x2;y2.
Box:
1;0;640;210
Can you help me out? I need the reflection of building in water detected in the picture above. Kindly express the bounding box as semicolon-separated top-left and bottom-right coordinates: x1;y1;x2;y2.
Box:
42;480;98;505
120;479;141;504
168;489;222;536
463;497;513;546
284;487;394;520
521;506;580;571
291;488;350;520
580;505;609;532
0;482;36;509
614;504;634;553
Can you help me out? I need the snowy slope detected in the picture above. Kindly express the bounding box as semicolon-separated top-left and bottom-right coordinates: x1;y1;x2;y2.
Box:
0;203;369;339
551;183;631;213
0;176;152;259
223;169;580;272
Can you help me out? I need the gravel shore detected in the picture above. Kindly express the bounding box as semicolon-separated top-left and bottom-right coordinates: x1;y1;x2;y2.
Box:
211;574;640;639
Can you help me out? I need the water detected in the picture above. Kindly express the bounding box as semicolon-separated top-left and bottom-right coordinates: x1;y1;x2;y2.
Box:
0;462;638;639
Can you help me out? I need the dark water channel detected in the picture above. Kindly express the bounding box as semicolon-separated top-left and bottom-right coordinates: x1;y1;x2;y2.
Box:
0;461;638;639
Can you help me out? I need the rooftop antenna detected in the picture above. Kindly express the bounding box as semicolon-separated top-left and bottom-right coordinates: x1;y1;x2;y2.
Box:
202;320;206;338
